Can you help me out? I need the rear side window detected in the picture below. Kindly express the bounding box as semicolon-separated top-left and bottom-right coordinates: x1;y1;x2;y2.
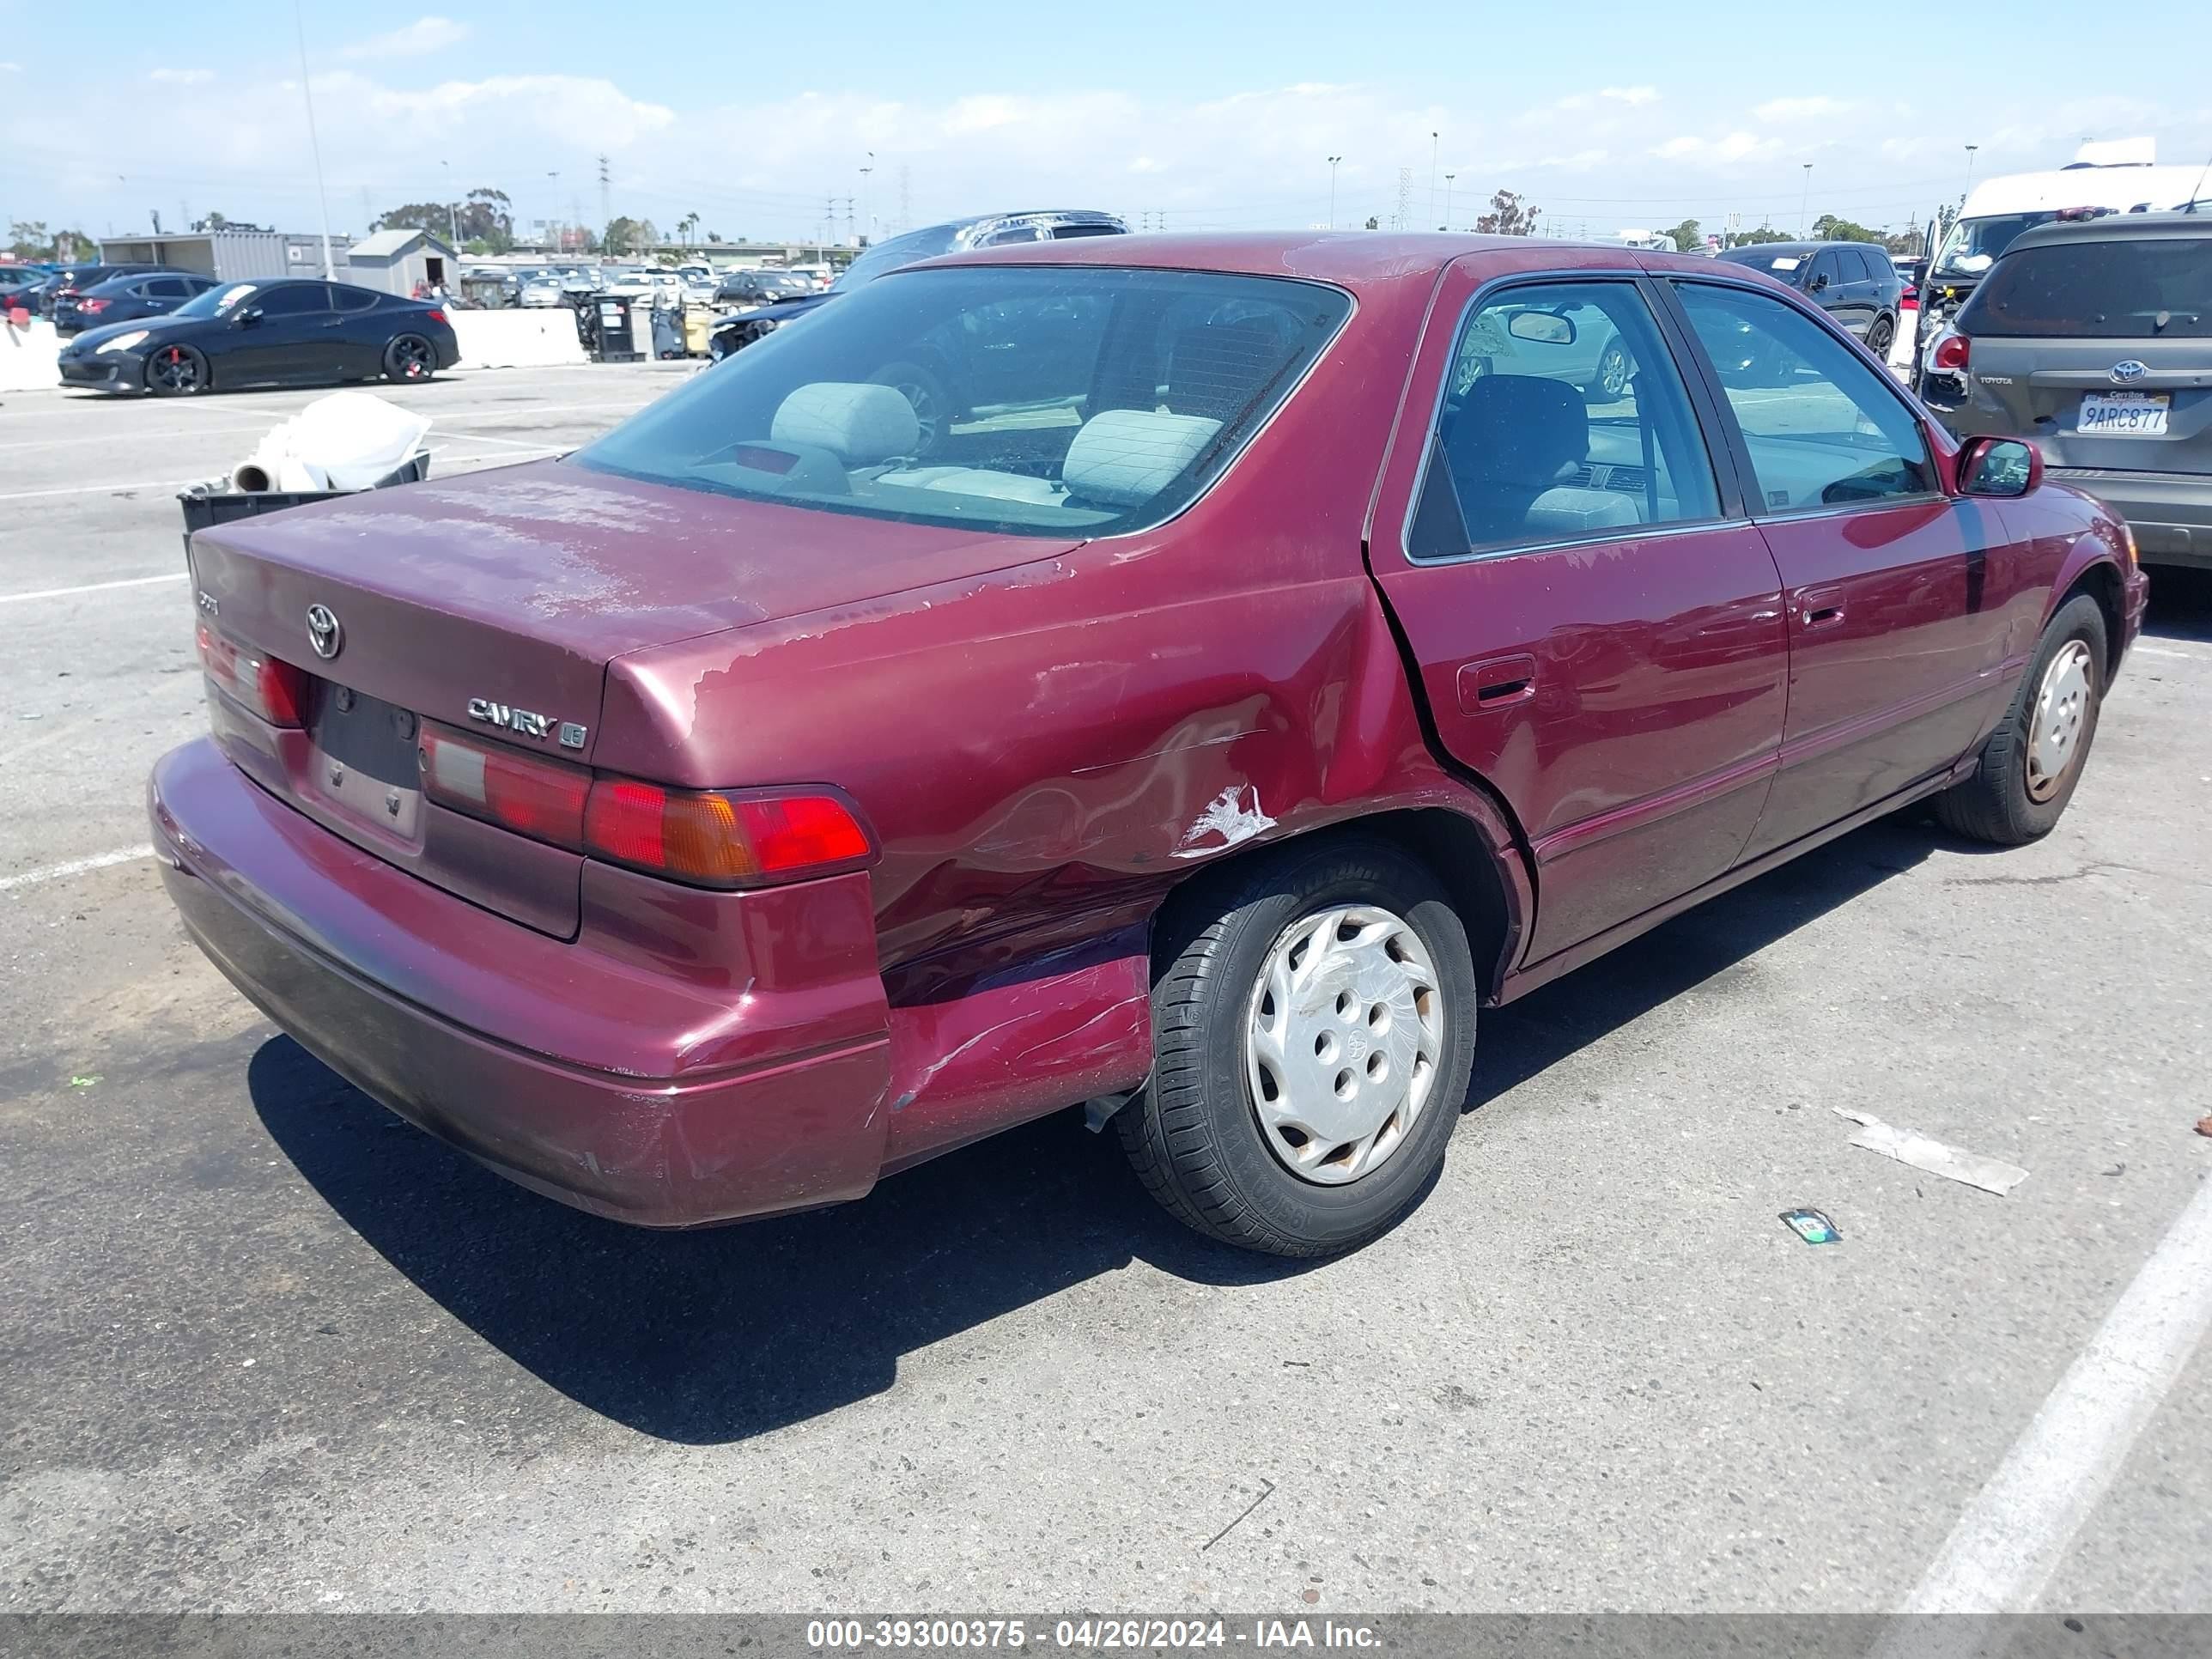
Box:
1963;238;2212;338
574;265;1351;538
332;285;382;313
1408;279;1721;558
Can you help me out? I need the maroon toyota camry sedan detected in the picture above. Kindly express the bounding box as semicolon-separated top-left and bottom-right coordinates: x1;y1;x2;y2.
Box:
153;233;2148;1256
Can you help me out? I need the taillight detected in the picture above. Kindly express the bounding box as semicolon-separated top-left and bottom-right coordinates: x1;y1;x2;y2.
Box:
1901;285;1918;308
584;781;873;889
78;298;108;313
424;308;447;325
418;722;588;848
1933;332;1971;372
198;623;307;727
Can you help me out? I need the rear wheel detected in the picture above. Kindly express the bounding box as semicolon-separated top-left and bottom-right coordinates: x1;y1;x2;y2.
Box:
384;334;435;383
1116;836;1478;1257
1867;315;1896;358
1934;594;2107;844
872;360;950;456
146;343;207;397
1590;338;1633;401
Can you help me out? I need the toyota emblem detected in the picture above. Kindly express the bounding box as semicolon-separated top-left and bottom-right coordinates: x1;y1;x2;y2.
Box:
305;603;343;660
2109;360;2149;385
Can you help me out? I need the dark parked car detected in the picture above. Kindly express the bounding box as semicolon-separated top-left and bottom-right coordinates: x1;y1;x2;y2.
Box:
713;268;813;307
29;262;176;320
1715;240;1903;357
1925;212;2211;568
705;208;1128;395
155;234;2143;1257
54;270;218;335
58;277;459;396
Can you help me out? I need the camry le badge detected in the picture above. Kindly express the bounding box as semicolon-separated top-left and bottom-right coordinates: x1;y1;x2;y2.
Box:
2109;360;2149;385
305;603;343;660
467;698;587;748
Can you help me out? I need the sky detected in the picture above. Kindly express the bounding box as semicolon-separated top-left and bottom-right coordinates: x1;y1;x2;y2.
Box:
3;0;2209;248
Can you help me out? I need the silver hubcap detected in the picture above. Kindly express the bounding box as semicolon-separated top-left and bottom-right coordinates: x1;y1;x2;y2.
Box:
2026;640;2094;801
1245;905;1443;1186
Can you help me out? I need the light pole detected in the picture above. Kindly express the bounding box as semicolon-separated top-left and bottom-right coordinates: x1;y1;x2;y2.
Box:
1328;155;1342;228
1962;143;1979;201
859;152;874;246
1443;172;1455;231
547;171;560;252
1800;162;1813;237
441;158;458;245
291;0;335;278
1429;131;1439;230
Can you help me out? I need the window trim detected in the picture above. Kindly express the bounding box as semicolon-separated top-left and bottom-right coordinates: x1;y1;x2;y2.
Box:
1653;273;1948;524
1395;269;1750;568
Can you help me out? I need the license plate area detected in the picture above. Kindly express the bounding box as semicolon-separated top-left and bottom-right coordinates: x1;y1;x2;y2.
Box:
2077;391;2170;435
307;684;423;838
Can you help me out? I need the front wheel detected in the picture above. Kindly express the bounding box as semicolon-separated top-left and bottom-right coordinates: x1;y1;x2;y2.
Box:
384;334;435;383
1934;594;2108;845
1590;338;1633;401
871;360;951;456
146;343;208;396
1116;837;1478;1257
1867;315;1896;359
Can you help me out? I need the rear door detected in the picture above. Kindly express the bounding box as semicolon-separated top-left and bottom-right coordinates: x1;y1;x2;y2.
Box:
1664;276;2017;857
1960;229;2211;478
1370;265;1789;961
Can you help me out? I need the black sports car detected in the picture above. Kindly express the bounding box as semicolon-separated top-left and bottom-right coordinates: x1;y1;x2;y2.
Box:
55;270;217;336
57;276;461;397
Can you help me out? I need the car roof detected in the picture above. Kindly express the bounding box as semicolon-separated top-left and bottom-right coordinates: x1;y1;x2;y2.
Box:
2006;210;2212;250
924;230;1725;291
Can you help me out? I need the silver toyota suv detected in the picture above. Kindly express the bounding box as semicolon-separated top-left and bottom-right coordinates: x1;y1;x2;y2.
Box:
1925;211;2210;568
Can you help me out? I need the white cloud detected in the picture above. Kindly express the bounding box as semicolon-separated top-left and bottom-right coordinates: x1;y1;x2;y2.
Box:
0;61;21;73
1558;86;1659;112
1655;131;1781;164
1753;95;1851;123
149;68;214;86
341;16;471;61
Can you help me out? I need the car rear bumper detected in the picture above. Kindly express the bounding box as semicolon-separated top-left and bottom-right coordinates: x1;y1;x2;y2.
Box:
150;737;896;1227
2052;468;2212;570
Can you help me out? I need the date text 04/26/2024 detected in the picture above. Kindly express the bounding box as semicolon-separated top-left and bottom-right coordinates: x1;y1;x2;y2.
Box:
805;1618;1385;1650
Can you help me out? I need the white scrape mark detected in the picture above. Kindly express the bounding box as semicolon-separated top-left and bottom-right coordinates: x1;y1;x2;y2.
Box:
0;846;155;892
1173;785;1277;860
1893;1173;2212;1619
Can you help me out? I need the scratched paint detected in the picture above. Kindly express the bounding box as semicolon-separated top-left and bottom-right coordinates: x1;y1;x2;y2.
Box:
1173;785;1279;860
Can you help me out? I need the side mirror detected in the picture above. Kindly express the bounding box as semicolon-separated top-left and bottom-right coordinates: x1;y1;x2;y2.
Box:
235;307;264;327
1810;272;1830;293
1911;259;1929;288
1959;435;2040;498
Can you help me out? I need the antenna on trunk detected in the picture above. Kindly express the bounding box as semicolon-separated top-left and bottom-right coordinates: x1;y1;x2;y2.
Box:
2186;149;2212;213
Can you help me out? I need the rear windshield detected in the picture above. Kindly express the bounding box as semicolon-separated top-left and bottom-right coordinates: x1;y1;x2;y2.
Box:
573;264;1351;538
1963;237;2212;338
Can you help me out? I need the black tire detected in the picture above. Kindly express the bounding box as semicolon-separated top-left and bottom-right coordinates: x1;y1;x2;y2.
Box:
707;331;732;362
1867;314;1896;358
1117;836;1479;1258
1589;338;1632;403
1934;594;2107;845
384;334;435;384
145;343;208;397
871;360;951;456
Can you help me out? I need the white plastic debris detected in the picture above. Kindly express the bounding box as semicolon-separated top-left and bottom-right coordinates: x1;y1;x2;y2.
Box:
1833;1108;2028;1196
231;391;430;494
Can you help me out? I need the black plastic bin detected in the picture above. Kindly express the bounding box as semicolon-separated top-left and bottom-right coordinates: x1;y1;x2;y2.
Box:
574;291;641;363
177;454;431;550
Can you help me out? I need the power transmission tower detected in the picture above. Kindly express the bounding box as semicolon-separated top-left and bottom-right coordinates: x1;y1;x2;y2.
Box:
597;155;611;233
1395;168;1413;232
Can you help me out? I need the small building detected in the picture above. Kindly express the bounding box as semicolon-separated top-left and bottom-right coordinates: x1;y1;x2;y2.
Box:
98;228;352;282
343;228;459;298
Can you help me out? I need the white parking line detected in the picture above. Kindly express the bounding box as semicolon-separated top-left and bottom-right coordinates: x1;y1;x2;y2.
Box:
0;846;155;892
1900;1173;2212;1613
0;478;194;502
0;572;186;605
2133;643;2206;662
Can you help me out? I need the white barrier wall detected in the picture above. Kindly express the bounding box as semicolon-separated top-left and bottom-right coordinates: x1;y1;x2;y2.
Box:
0;319;62;393
449;309;587;370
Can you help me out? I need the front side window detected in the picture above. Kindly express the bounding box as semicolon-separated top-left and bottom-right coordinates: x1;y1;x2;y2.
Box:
254;283;330;318
1408;279;1721;557
1932;213;2043;279
1674;283;1932;512
574;265;1351;538
1962;236;2212;338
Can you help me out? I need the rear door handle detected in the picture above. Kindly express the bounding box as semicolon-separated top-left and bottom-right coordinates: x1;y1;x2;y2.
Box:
1803;604;1846;629
1456;653;1538;714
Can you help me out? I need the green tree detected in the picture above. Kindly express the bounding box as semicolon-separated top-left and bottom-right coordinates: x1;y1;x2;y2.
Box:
1665;218;1703;253
600;216;659;256
1723;225;1794;248
1474;189;1539;236
1813;212;1882;243
1364;216;1380;231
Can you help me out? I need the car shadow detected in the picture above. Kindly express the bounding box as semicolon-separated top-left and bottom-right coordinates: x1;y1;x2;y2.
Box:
2142;565;2212;644
250;816;1936;1444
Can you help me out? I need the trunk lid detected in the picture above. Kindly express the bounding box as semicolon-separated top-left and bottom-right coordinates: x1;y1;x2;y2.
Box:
1968;333;2212;472
189;458;1079;931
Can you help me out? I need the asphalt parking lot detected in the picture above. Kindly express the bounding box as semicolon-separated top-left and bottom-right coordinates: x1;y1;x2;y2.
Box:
2;363;2208;1615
